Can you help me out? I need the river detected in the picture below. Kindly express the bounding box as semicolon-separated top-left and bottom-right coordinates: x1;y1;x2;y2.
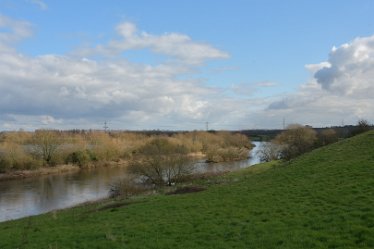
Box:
0;141;264;222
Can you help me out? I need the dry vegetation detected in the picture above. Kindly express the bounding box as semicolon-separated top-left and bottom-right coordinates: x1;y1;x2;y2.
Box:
0;130;251;174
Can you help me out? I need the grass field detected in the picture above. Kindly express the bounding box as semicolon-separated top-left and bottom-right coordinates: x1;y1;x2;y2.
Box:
0;131;373;248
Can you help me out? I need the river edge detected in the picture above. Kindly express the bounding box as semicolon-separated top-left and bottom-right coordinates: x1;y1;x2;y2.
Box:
0;152;208;182
0;161;128;182
0;149;254;182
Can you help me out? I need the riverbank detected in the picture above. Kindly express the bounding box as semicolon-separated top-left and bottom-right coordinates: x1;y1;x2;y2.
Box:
0;164;80;181
0;131;373;248
0;152;206;181
0;160;129;181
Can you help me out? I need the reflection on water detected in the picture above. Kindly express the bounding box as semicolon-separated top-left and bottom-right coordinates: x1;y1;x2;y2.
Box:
0;167;128;222
195;141;263;173
0;142;264;222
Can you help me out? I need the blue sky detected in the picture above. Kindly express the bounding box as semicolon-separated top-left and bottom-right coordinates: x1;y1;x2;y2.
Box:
0;0;374;130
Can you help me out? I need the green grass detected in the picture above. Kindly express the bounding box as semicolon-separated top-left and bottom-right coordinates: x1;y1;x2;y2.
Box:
1;131;373;249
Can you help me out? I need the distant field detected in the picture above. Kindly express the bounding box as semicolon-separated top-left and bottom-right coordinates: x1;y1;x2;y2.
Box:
0;131;373;249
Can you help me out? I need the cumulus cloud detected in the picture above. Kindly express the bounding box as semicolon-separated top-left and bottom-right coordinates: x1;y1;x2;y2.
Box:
312;35;374;97
0;16;232;130
77;22;229;65
264;35;374;127
1;14;373;130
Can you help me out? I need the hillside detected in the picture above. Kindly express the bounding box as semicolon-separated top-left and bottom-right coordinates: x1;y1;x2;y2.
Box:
0;131;373;248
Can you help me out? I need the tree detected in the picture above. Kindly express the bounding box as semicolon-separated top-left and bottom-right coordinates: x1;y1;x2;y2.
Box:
351;119;372;136
275;124;317;160
127;138;192;186
32;130;61;165
256;142;281;162
318;128;338;146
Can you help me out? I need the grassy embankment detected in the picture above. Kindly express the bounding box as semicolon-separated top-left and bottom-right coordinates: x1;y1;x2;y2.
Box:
0;131;373;248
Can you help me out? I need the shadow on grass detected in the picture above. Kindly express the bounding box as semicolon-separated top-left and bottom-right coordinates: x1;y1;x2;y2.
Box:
165;186;206;195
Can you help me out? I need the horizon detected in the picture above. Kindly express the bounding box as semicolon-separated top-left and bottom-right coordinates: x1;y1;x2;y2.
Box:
1;0;374;131
0;123;366;133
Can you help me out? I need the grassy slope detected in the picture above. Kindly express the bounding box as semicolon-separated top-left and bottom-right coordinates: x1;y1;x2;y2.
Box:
0;131;373;249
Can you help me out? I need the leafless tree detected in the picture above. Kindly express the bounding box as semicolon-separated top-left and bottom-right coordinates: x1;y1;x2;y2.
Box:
256;142;281;162
31;130;62;165
128;138;192;186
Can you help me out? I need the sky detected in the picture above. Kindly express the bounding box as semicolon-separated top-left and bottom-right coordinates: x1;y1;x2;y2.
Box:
0;0;374;131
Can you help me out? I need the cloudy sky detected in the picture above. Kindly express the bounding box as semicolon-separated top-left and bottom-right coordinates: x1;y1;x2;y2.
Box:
0;0;374;131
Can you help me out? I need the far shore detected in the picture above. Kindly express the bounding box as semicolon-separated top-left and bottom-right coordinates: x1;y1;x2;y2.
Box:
0;161;127;181
0;152;207;181
0;164;81;181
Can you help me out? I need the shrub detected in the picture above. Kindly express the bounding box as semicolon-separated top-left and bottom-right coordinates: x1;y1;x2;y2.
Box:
0;154;12;173
66;150;91;167
275;124;317;160
31;130;62;166
317;128;338;146
256;142;281;162
109;176;146;198
351;119;372;136
0;142;40;171
128;138;192;186
206;146;249;162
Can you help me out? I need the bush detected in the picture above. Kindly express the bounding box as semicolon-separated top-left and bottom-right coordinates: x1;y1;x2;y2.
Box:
31;130;62;166
0;142;41;171
206;146;249;162
317;128;338;146
256;142;281;162
128;138;192;186
275;124;317;160
0;154;12;173
66;150;92;167
109;176;146;198
351;119;372;136
0;130;253;173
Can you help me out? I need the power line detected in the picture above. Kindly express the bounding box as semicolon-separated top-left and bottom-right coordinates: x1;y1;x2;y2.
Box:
103;121;108;132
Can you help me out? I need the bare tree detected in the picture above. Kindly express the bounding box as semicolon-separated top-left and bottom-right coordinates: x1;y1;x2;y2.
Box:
128;138;192;186
351;119;372;136
32;130;61;165
256;142;281;162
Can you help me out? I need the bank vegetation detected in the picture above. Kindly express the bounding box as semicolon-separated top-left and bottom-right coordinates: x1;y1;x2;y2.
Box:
0;130;251;175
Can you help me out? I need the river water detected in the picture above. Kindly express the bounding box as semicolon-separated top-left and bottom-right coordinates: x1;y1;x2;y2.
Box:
0;142;264;222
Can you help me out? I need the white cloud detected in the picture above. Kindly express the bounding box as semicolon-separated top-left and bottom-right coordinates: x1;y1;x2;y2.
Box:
116;22;137;38
77;22;229;65
28;0;48;10
0;14;32;48
264;35;374;127
312;35;374;97
1;15;373;131
41;115;60;125
0;16;233;130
